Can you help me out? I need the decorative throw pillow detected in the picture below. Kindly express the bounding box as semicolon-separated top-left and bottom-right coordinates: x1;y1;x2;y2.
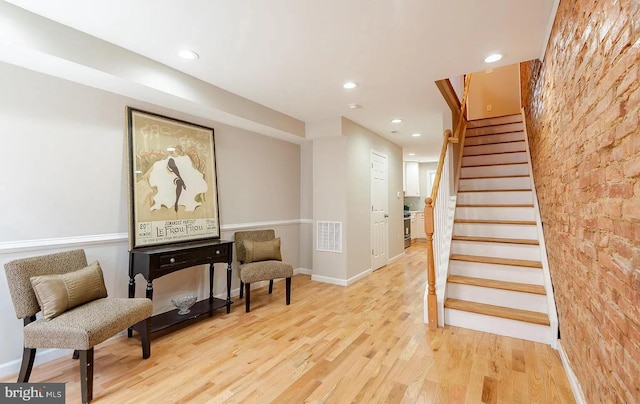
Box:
30;261;108;320
243;238;282;263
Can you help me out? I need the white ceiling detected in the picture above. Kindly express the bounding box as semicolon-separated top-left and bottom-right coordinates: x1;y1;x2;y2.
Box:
4;0;557;162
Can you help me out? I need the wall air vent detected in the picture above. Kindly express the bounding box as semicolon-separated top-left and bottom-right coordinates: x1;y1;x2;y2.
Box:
316;221;342;253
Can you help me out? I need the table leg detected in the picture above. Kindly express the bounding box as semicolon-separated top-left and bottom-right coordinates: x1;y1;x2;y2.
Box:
226;263;232;313
145;280;153;300
128;276;136;337
209;263;214;302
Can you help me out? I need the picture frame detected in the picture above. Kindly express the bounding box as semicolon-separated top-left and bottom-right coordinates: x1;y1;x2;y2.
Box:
126;107;220;249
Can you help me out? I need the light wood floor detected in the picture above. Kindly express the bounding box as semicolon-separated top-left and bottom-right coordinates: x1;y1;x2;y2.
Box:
1;244;575;403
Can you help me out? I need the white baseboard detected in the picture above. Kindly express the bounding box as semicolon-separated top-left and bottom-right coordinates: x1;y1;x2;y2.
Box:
558;340;586;404
0;348;73;379
311;267;371;286
387;252;405;264
311;274;347;286
294;268;312;276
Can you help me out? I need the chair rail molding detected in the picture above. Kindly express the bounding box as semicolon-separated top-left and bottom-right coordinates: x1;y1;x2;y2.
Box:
1;219;313;255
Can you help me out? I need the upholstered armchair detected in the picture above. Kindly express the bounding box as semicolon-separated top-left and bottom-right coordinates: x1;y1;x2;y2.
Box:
234;230;293;312
4;249;153;403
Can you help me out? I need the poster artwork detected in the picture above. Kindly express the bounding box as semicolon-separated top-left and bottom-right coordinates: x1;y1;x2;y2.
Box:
127;108;220;248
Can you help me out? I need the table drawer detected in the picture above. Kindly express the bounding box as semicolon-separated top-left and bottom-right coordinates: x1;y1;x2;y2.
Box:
158;244;229;269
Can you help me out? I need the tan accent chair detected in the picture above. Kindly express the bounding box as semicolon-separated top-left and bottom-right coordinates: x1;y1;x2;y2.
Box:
4;249;153;404
235;230;293;312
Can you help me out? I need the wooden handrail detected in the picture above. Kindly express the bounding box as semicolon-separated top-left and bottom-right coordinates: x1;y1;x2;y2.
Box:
453;118;469;193
453;74;472;192
429;130;454;204
454;75;472;143
424;74;472;329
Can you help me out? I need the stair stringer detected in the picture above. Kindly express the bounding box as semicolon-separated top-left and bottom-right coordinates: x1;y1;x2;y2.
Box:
521;109;559;349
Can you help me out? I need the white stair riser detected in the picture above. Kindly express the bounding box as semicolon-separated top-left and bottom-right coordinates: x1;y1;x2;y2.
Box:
457;190;533;205
455;207;536;221
447;284;548;312
464;132;525;146
449;260;544;285
463;152;528;167
444;309;552;344
451;240;541;261
467;114;522;128
463;142;525;156
461;163;529;178
466;122;524;137
453;223;538;239
459;177;531;191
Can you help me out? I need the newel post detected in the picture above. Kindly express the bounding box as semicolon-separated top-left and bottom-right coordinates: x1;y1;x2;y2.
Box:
424;197;437;329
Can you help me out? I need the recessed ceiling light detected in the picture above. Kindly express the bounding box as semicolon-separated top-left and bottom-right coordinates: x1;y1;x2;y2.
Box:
391;118;403;124
412;133;421;137
408;153;416;156
176;49;199;60
343;81;358;89
348;103;361;109
484;53;503;63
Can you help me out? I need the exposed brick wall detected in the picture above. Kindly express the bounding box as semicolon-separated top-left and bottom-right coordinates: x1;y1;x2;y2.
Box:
521;0;639;402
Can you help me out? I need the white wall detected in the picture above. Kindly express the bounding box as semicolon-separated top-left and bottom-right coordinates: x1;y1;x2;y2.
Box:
311;136;348;281
0;62;305;373
309;119;403;284
344;118;404;279
467;64;521;120
299;142;314;270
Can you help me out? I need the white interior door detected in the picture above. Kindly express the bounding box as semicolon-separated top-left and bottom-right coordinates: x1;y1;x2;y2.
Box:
371;151;388;271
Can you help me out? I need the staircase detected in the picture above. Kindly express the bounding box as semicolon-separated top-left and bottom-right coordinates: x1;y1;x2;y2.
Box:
443;113;556;344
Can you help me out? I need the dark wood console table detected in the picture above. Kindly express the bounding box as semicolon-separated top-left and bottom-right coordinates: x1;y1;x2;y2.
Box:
128;239;234;338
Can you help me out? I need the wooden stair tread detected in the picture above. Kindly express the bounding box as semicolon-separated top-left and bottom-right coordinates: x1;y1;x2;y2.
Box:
456;204;534;208
466;129;524;138
450;254;542;268
460;174;530;180
458;189;532;193
454;219;536;225
467;114;523;128
465;139;525;147
444;298;550;326
452;235;539;245
463;150;526;157
462;162;528;168
448;275;546;295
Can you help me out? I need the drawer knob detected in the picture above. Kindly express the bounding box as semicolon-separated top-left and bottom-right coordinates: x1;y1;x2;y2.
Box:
169;257;175;263
216;250;220;255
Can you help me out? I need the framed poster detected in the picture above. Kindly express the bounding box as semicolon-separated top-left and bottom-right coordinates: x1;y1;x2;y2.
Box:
126;107;220;249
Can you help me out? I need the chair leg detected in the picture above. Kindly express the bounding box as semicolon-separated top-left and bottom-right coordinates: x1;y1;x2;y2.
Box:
79;348;94;404
239;281;244;298
17;347;36;383
269;280;274;294
245;283;251;312
73;350;80;359
286;277;291;305
140;318;151;359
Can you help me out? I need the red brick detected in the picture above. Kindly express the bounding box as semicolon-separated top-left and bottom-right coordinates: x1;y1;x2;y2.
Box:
607;182;634;198
605;164;623;181
622;156;640;177
622;198;640;219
